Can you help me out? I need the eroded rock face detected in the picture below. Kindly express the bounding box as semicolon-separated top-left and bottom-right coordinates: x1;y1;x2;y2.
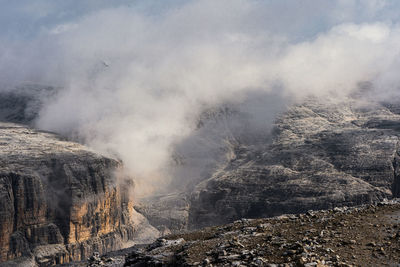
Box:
120;96;400;232
186;97;400;228
0;123;157;266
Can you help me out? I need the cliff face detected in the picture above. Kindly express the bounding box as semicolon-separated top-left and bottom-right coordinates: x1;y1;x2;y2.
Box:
188;97;400;228
0;123;157;266
135;96;400;232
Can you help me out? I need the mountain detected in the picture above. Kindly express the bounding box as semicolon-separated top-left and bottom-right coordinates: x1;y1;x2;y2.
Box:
0;84;56;125
2;86;400;266
142;96;400;231
0;122;158;266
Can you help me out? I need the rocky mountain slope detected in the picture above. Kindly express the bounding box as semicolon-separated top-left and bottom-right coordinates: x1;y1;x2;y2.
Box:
140;96;400;231
3;86;400;266
0;123;158;266
124;199;400;267
188;97;400;228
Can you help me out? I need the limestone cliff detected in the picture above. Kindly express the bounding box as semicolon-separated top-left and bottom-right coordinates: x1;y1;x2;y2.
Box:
139;96;400;231
188;97;400;228
0;123;158;266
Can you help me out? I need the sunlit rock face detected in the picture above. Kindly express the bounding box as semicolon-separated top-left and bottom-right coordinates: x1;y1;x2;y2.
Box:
0;123;157;266
188;97;400;228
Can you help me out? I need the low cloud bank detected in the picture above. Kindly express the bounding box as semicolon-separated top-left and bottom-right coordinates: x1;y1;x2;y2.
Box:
1;0;400;195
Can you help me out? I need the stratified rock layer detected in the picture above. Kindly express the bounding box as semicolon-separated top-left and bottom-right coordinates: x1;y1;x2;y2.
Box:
188;97;400;228
0;123;156;266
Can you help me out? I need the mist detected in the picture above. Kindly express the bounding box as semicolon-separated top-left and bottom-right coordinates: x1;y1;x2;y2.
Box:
2;0;400;195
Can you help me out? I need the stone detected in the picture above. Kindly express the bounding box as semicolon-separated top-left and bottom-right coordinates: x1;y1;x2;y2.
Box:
123;201;400;267
113;95;400;232
0;123;158;265
188;96;400;228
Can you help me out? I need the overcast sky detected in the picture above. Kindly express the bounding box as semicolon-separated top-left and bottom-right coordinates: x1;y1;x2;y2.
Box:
2;0;400;193
1;0;400;41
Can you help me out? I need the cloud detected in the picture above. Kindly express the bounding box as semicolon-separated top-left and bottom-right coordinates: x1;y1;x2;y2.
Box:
275;22;400;99
1;0;400;194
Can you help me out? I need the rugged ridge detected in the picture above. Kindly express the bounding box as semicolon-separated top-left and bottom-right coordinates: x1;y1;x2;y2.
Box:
0;123;158;266
188;97;400;228
139;96;400;231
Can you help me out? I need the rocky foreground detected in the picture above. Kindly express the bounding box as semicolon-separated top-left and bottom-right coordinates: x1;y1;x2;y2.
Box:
122;200;400;267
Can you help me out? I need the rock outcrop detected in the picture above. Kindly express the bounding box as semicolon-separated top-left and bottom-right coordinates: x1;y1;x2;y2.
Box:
140;96;400;231
188;97;400;228
135;193;190;234
187;97;400;228
0;123;158;266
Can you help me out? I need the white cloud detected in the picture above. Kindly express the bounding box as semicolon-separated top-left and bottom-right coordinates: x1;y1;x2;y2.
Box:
2;0;400;194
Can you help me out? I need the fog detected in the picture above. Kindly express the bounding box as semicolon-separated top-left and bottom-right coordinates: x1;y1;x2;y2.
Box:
2;0;400;195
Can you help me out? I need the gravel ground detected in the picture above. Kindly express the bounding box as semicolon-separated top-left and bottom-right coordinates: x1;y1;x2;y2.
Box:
124;200;400;266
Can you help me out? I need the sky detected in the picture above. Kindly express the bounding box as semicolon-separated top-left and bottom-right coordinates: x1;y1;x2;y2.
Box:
1;0;400;195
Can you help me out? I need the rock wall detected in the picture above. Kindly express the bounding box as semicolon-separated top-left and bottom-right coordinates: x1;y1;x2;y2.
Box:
0;123;156;266
187;97;400;228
